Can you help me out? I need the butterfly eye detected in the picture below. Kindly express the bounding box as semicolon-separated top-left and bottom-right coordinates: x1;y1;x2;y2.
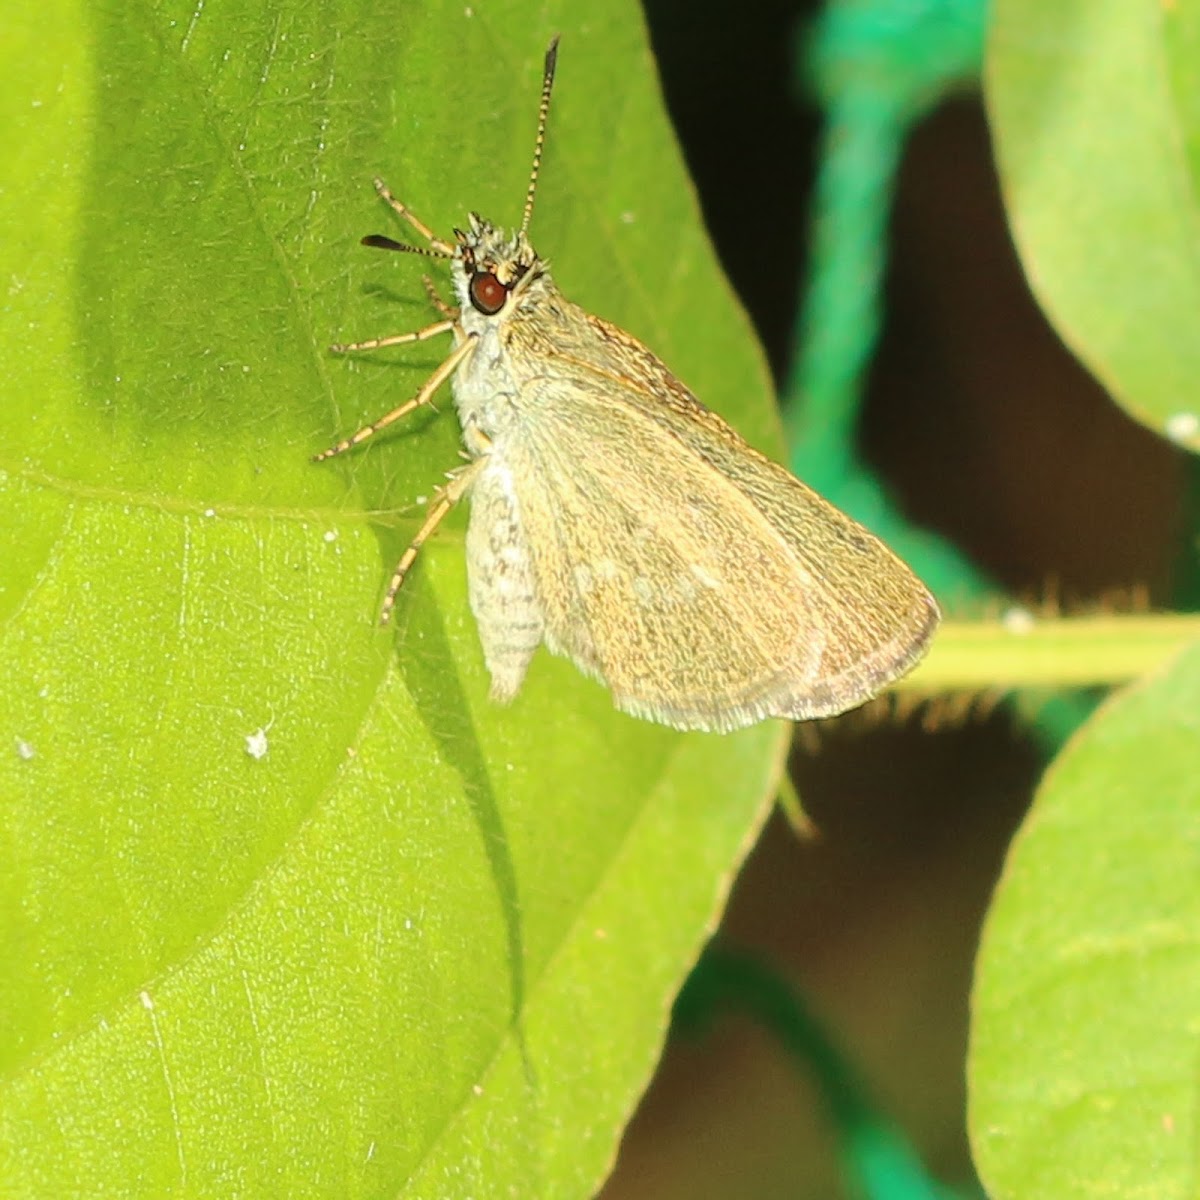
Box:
469;271;508;315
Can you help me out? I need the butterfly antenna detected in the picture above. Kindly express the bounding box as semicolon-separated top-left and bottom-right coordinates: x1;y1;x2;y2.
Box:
521;36;559;236
361;234;453;260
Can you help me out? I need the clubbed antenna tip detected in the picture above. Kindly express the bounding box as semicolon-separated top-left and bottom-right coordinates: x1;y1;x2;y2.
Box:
521;36;562;235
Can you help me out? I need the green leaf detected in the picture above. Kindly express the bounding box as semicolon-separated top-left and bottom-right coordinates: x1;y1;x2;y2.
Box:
986;0;1200;449
0;1;785;1195
969;639;1200;1200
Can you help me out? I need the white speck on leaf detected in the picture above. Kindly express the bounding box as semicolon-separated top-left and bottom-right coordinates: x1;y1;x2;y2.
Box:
245;728;270;760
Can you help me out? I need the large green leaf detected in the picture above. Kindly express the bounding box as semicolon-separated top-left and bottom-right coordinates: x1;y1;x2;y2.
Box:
986;0;1200;448
970;639;1200;1199
0;1;785;1195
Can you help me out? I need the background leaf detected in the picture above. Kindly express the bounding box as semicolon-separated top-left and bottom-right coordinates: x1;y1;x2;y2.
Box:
985;0;1200;449
970;640;1200;1200
0;0;786;1195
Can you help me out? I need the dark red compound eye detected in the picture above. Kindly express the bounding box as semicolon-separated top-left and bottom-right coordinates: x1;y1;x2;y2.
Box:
469;271;508;315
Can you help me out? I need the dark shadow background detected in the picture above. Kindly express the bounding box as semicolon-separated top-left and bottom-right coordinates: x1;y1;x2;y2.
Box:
601;2;1185;1196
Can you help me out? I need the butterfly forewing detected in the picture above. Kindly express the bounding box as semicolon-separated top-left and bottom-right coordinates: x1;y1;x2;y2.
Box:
488;323;934;731
509;303;937;701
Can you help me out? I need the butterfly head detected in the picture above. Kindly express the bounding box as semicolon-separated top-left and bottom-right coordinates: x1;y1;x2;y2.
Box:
451;212;550;323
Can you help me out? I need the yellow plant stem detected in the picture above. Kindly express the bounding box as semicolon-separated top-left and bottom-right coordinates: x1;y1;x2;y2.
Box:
897;612;1200;692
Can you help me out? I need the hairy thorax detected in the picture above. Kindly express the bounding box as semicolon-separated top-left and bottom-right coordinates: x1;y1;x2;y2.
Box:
452;273;564;451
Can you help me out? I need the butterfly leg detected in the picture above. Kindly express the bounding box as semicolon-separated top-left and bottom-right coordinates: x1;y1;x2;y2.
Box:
378;457;486;625
328;315;456;356
371;177;458;256
422;275;459;319
314;335;475;462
